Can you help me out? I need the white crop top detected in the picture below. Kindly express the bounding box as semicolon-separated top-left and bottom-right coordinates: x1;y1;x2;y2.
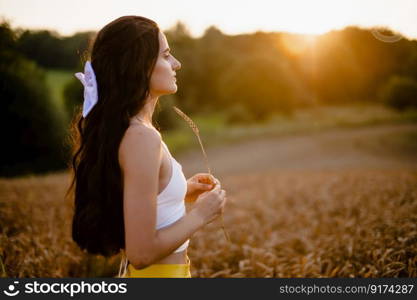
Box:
156;140;189;253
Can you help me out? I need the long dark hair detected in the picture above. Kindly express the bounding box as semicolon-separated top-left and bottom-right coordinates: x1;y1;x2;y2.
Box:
66;16;160;257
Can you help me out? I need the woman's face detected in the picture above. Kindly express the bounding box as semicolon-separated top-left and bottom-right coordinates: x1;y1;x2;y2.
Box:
149;31;181;97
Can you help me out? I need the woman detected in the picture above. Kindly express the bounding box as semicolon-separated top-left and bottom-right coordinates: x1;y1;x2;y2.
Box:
67;15;227;278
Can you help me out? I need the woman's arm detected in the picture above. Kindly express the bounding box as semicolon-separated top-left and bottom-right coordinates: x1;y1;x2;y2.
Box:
118;125;205;269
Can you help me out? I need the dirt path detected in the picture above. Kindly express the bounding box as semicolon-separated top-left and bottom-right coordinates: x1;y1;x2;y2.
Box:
176;123;417;178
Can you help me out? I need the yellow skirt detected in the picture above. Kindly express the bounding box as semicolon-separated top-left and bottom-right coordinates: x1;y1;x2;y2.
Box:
122;256;192;278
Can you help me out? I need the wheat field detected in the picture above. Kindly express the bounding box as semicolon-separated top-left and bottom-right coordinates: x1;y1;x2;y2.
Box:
1;167;416;278
1;123;417;277
191;169;417;277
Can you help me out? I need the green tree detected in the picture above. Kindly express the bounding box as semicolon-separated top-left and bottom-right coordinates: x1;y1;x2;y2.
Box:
0;22;67;176
379;75;417;110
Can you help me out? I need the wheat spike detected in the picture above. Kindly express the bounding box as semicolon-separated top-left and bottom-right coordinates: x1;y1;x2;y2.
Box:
173;106;211;174
173;106;230;243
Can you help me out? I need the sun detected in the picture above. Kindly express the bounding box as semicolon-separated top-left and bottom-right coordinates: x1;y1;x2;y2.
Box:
278;33;318;56
260;0;353;42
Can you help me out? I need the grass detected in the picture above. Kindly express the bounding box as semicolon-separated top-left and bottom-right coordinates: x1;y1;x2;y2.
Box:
45;69;73;124
45;69;73;106
164;104;417;156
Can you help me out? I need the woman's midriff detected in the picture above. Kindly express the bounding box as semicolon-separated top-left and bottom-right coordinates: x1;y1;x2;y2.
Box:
154;249;187;264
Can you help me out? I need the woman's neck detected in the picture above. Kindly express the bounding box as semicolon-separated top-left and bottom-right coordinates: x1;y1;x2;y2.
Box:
133;95;158;126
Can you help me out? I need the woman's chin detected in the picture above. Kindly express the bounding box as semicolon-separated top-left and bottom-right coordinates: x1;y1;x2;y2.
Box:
168;84;178;94
154;84;178;96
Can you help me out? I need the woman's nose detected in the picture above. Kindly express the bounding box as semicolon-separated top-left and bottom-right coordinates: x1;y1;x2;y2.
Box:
173;58;181;70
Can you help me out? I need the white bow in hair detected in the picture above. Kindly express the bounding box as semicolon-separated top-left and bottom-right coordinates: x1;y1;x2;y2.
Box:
75;61;98;118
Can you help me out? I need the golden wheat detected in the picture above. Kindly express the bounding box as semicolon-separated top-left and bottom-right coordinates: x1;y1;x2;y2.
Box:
172;106;230;242
1;169;416;277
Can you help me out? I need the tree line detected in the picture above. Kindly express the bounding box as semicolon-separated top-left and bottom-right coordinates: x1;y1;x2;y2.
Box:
1;21;417;176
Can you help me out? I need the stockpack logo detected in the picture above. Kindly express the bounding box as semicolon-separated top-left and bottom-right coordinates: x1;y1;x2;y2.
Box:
3;280;127;297
3;281;20;296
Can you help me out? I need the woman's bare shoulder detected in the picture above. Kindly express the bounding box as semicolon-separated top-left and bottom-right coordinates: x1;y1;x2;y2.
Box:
127;122;161;137
118;124;162;169
125;122;161;140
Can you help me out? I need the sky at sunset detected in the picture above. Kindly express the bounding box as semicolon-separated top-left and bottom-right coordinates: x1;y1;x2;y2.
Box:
1;0;416;39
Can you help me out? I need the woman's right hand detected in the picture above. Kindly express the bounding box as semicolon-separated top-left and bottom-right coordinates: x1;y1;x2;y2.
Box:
191;182;226;225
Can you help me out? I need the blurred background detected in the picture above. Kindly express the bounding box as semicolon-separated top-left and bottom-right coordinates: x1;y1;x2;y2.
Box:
0;0;416;278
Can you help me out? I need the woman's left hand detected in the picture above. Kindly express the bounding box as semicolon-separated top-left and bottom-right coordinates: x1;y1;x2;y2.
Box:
185;173;219;203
